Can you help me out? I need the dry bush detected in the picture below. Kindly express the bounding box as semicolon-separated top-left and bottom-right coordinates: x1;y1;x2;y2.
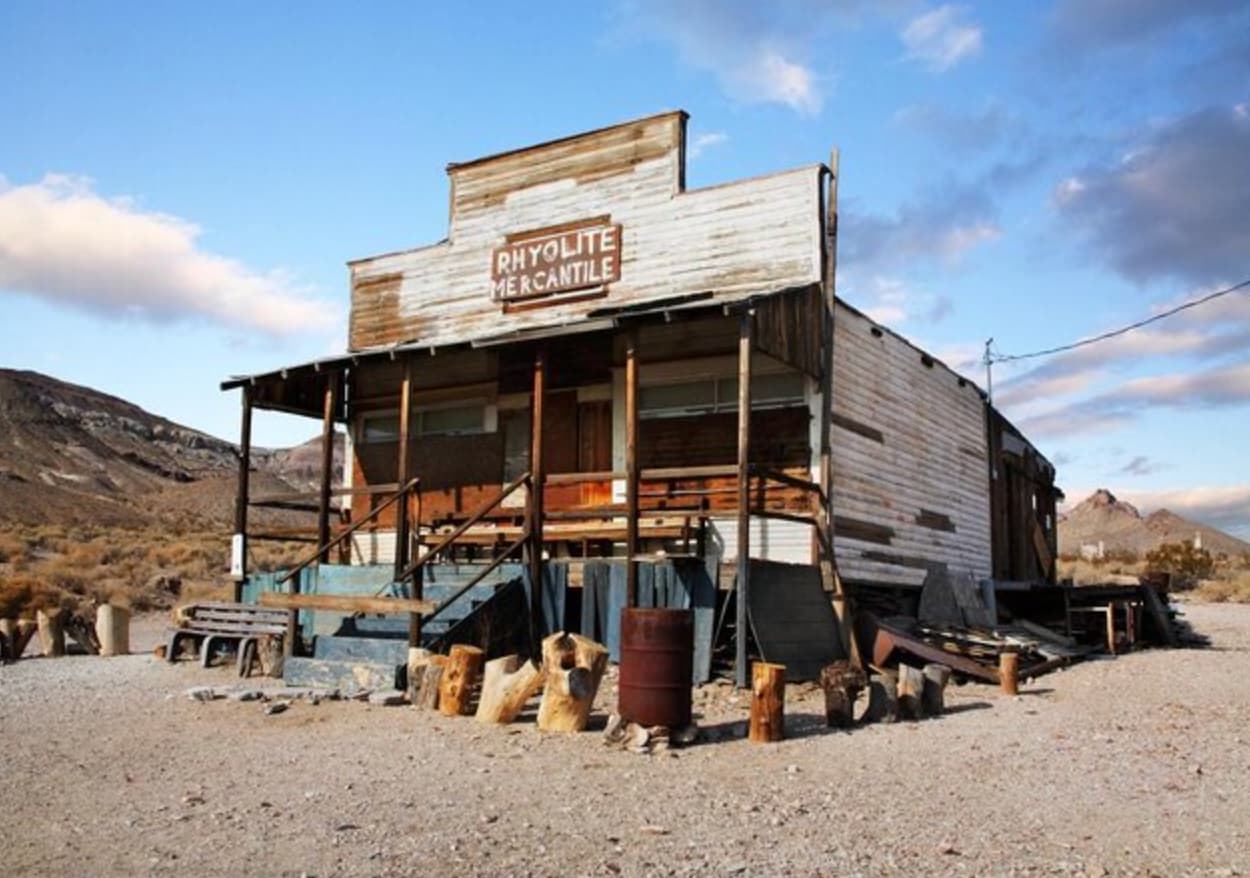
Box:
1190;569;1250;604
0;531;26;565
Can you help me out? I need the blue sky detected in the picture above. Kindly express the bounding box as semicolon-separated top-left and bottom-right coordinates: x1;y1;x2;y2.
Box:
2;1;1248;535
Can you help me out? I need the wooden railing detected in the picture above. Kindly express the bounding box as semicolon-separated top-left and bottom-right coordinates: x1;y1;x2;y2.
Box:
387;472;533;628
276;478;421;587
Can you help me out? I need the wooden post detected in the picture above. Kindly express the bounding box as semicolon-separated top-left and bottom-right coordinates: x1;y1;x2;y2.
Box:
417;655;448;710
735;310;754;688
536;631;608;733
749;661;785;743
395;358;420;648
922;663;951;715
528;346;548;658
864;672;899;723
95;604;130;657
438;644;486;716
36;608;65;658
999;650;1019;695
233;387;253;601
897;664;926;719
820;660;865;728
317;376;336;563
625;328;640;607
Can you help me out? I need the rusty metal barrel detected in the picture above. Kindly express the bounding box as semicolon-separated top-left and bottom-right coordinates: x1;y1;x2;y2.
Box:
618;607;693;729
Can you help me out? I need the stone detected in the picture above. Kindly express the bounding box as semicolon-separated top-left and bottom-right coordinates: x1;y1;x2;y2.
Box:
264;702;289;716
227;689;264;702
368;691;407;707
185;687;218;703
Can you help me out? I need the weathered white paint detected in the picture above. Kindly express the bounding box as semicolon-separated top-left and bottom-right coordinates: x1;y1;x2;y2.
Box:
709;517;813;565
349;113;822;352
830;302;992;587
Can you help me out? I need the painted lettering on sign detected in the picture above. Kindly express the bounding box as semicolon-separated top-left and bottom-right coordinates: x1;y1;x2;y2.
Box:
491;217;622;305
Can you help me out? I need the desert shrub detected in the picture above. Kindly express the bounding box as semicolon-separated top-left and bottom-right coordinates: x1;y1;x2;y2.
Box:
0;532;26;565
1145;541;1215;588
1191;570;1250;603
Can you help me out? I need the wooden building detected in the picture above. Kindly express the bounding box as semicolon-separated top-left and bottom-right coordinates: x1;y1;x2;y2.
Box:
222;111;1061;684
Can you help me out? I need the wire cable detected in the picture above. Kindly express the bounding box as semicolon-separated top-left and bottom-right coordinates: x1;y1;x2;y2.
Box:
987;278;1250;364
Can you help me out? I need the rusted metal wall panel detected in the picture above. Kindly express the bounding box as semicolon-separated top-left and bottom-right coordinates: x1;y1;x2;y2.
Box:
830;302;992;588
349;113;822;351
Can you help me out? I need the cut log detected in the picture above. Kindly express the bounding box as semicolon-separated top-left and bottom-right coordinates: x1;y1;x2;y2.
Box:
95;604;130;657
897;664;926;720
749;661;786;743
536;632;609;733
417;655;448;710
863;672;899;724
14;619;37;659
819;660;866;728
257;635;284;678
999;651;1019;696
65;613;100;655
406;647;433;704
921;663;952;715
36;608;65;658
439;644;486;717
475;654;543;724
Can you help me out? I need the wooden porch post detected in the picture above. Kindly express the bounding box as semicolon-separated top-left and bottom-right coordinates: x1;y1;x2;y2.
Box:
528;346;548;657
736;309;754;688
817;150;839;567
395;357;420;647
317;376;337;564
232;387;253;602
625;328;640;607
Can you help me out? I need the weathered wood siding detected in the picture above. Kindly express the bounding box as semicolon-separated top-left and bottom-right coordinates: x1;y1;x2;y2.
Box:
349;112;822;351
830;303;992;587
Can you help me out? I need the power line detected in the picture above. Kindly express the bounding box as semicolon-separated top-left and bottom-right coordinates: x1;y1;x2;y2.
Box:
987;277;1250;364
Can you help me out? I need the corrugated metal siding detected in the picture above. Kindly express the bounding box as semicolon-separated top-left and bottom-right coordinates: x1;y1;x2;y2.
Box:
830;303;991;587
710;516;812;565
350;530;398;566
349;113;822;351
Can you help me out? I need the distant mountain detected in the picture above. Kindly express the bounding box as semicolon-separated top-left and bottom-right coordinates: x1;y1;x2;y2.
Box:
0;369;342;527
1058;488;1250;558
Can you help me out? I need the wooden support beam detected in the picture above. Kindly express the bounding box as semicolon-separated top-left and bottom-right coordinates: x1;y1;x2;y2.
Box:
735;310;754;688
258;592;435;615
999;650;1020;695
317;377;336;564
528;346;547;659
394;357;420;648
233;388;253;600
625;327;640;607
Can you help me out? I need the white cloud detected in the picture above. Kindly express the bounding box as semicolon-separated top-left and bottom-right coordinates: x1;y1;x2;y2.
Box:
850;276;953;326
687;131;729;160
619;1;826;114
0;174;339;336
901;5;983;72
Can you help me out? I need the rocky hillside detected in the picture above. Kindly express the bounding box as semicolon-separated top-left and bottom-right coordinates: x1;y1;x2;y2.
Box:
0;369;342;527
1058;489;1250;558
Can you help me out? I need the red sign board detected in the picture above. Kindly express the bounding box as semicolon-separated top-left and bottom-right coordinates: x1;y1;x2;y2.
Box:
491;217;622;306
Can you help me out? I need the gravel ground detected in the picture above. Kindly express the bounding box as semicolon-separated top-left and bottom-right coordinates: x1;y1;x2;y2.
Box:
2;603;1249;877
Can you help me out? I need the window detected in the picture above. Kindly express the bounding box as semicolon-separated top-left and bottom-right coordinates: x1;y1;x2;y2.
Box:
639;372;805;420
359;403;488;443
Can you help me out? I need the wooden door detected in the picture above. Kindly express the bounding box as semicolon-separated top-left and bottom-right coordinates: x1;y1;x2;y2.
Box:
578;400;613;506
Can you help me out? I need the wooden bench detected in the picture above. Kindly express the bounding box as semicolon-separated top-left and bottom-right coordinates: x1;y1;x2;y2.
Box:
167;602;291;676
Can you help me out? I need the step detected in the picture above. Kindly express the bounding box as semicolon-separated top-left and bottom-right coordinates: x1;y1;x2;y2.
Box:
312;635;409;666
283;656;401;693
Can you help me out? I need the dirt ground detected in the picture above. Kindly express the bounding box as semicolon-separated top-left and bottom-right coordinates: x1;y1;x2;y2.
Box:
2;603;1249;877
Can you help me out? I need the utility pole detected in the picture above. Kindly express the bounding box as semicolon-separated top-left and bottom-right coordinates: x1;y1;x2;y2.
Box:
983;337;994;403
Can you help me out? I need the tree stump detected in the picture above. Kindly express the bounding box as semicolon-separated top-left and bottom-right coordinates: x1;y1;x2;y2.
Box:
537;632;609;733
819;660;866;728
36;608;65;658
863;672;899;724
897;664;926;720
406;647;432;704
475;654;543;724
439;644;486;716
921;663;951;715
749;661;786;743
417;655;448;710
95;604;130;657
65;613;100;655
999;651;1019;696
